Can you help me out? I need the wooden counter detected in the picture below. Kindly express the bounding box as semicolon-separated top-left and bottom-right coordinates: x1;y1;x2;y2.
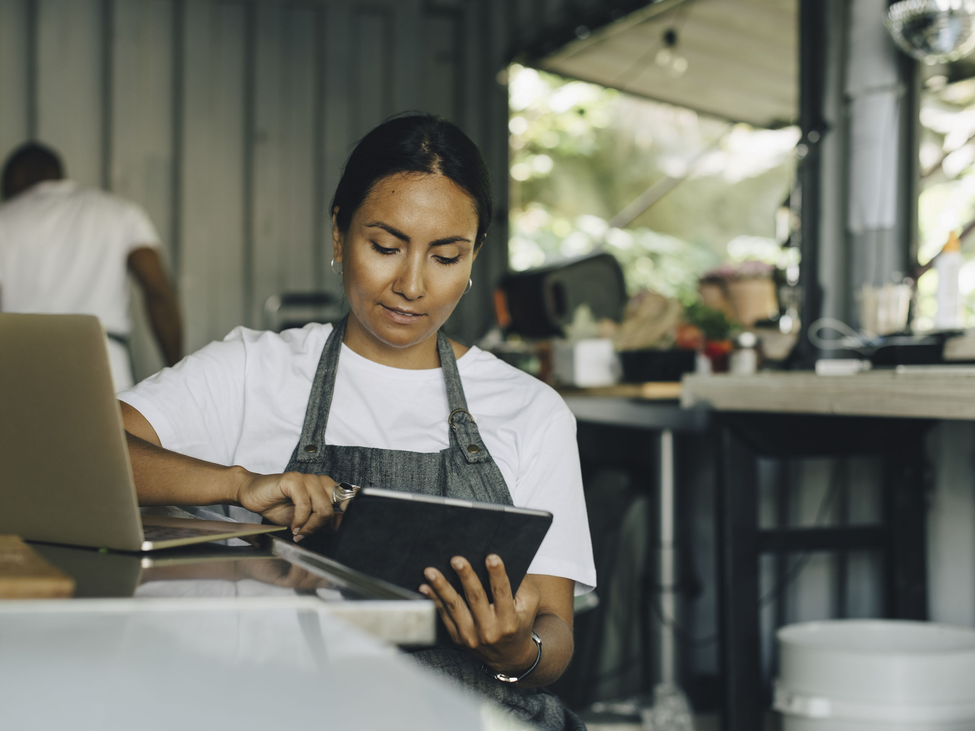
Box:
557;381;683;401
681;367;975;420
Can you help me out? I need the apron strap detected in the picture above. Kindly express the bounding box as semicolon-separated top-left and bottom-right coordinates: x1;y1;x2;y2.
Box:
291;316;346;466
437;331;492;466
291;317;504;487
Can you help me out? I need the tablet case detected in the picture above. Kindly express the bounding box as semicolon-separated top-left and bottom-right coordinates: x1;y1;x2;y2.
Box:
324;487;553;601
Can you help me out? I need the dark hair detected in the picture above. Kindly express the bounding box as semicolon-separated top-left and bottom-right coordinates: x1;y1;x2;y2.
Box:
2;142;64;201
330;114;493;250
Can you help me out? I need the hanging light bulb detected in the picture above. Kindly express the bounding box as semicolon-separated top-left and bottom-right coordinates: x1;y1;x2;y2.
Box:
655;28;688;78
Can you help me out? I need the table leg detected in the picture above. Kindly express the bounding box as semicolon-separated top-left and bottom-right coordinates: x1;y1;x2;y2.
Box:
883;421;930;620
717;424;761;731
656;428;678;686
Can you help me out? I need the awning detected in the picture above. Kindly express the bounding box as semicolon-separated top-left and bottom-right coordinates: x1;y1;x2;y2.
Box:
524;0;797;130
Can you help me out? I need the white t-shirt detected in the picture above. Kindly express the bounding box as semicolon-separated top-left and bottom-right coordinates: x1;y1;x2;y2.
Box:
120;324;597;594
0;180;161;390
0;180;160;332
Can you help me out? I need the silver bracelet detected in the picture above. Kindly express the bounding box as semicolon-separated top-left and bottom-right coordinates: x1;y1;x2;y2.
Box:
493;631;542;683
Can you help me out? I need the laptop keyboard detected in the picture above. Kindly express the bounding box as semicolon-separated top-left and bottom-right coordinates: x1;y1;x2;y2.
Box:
142;524;239;542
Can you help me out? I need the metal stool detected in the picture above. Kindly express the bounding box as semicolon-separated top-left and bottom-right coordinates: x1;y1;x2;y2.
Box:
263;292;346;332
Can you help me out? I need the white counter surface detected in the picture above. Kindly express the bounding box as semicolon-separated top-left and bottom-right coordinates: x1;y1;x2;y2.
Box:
0;597;517;731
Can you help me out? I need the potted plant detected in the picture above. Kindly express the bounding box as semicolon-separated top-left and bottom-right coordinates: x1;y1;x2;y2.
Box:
699;260;778;328
682;301;737;372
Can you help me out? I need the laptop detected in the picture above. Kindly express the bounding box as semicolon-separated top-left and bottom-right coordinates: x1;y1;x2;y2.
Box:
0;313;285;551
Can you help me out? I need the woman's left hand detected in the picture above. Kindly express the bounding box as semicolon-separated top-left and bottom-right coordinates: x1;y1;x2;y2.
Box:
419;554;541;675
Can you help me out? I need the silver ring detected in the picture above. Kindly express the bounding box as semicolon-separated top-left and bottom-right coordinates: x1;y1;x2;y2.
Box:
332;482;360;513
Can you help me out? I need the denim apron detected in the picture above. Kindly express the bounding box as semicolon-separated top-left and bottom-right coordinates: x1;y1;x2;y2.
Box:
283;318;585;731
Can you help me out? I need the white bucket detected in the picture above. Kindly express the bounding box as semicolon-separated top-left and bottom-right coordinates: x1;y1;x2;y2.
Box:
774;620;975;730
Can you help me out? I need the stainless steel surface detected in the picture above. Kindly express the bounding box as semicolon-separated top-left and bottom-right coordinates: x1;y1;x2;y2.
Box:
657;429;678;687
139;514;286;550
0;599;478;731
30;541;437;646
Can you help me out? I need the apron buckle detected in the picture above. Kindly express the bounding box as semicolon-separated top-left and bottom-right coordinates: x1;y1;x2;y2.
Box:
448;408;476;430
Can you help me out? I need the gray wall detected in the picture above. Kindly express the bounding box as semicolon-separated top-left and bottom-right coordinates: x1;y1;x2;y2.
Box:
0;0;512;380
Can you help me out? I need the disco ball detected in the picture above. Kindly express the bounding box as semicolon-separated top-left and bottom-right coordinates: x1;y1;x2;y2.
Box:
885;0;975;64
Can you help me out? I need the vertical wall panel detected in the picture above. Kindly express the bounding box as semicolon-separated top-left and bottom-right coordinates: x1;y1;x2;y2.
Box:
36;0;105;187
0;0;29;162
443;0;506;342
929;422;975;627
429;3;470;339
421;10;461;122
2;0;512;352
322;0;353;299
251;2;283;328
352;8;392;134
111;0;175;379
461;0;485;145
282;7;319;295
180;0;246;351
111;0;174;251
251;3;319;328
480;0;512;334
509;0;536;55
391;0;422;114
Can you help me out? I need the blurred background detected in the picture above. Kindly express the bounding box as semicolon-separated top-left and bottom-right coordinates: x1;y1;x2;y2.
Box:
4;0;975;725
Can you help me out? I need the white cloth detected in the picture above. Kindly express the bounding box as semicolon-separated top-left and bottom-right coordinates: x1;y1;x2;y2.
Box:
119;324;597;594
0;180;161;390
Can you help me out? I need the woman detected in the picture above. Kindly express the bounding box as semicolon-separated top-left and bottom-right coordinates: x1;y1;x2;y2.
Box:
118;114;596;730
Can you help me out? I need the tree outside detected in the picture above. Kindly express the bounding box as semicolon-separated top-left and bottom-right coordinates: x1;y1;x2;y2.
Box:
508;64;800;304
917;75;975;329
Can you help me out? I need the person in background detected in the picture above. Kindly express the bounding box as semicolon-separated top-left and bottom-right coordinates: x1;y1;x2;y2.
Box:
0;142;182;390
117;114;595;730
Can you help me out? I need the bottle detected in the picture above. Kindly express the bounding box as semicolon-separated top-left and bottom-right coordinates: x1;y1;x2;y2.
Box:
935;232;963;330
730;331;758;374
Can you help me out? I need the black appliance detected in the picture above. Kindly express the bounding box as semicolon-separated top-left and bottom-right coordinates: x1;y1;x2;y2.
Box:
496;252;627;338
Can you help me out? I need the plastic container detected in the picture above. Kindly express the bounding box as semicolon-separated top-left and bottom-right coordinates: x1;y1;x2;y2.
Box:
774;620;975;730
618;349;695;383
935;232;963;330
552;338;620;387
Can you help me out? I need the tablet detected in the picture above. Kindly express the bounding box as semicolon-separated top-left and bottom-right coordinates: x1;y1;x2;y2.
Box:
323;487;553;601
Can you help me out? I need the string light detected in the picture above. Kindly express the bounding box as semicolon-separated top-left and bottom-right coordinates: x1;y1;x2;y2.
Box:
655;28;688;78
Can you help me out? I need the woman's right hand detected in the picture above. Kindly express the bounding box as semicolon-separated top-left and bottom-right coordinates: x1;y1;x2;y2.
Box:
235;471;339;541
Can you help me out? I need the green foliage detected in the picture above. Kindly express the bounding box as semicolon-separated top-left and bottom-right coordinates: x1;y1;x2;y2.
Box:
508;64;799;300
509;204;718;301
682;301;736;341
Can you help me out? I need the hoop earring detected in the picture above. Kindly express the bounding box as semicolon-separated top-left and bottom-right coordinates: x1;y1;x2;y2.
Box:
331;259;343;276
464;278;472;295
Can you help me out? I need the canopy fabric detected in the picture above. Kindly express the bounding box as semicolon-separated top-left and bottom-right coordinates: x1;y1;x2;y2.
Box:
531;0;797;129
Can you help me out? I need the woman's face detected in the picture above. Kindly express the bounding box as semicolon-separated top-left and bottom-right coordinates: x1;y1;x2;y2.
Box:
333;172;479;368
